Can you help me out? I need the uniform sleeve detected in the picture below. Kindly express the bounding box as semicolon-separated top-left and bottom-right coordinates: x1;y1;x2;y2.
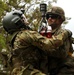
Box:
29;30;69;52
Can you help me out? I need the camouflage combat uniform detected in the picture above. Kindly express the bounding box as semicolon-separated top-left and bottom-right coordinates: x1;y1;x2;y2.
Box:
44;6;74;75
8;26;74;75
46;27;74;75
9;30;48;75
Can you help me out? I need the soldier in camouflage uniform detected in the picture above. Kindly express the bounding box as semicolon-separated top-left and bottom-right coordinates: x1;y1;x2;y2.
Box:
2;10;48;75
2;7;74;75
44;6;74;75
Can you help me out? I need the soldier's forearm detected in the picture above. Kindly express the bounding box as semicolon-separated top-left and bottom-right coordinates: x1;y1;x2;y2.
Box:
32;30;69;52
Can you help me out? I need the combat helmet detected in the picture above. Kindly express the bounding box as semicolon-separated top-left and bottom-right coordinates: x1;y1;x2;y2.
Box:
2;10;28;34
46;6;65;21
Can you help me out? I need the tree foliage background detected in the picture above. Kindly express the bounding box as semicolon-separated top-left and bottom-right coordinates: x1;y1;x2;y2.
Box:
0;0;70;74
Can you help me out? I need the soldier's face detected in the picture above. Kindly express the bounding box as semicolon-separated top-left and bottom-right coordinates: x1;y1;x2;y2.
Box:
46;14;61;29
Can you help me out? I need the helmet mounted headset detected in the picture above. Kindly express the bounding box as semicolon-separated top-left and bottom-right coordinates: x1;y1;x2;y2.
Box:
2;10;29;34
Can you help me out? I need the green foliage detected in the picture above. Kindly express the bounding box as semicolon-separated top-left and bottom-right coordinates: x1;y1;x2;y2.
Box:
0;0;10;23
0;33;6;51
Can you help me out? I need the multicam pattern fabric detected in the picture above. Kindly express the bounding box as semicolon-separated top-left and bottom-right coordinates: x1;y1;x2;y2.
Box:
9;27;73;75
11;65;46;75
